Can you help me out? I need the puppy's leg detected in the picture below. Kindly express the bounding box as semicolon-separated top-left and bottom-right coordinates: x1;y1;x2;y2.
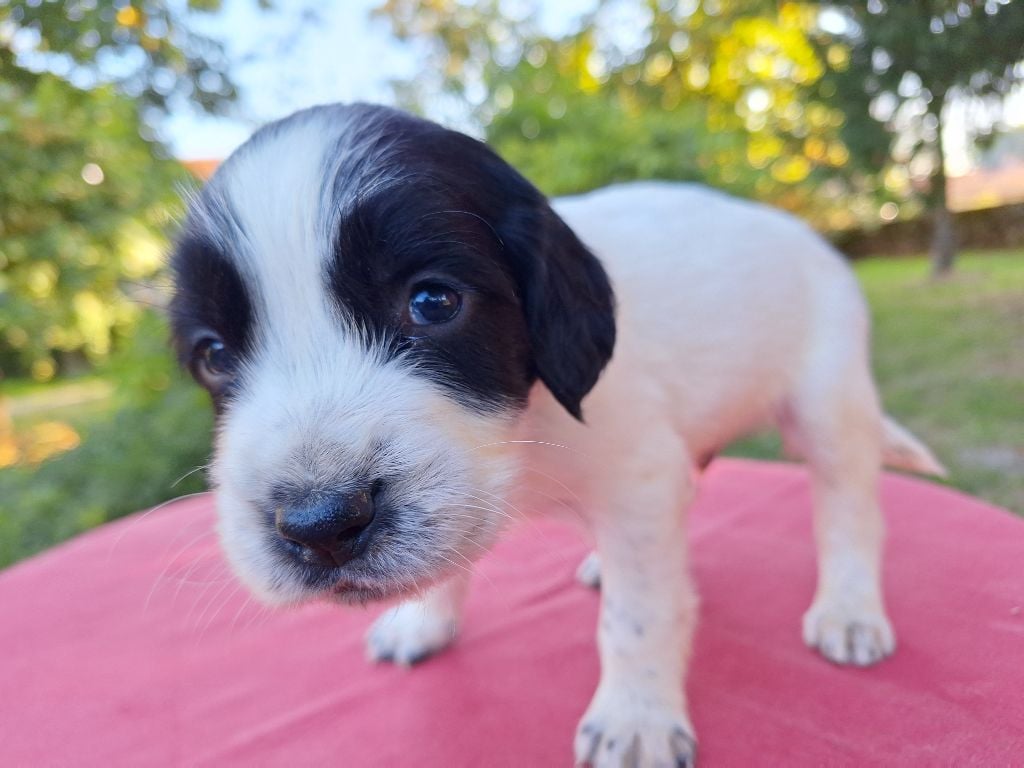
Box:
575;436;698;768
575;550;601;589
787;366;895;667
365;570;471;666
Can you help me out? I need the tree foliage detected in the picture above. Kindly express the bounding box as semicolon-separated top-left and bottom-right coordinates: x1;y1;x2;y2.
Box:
378;0;869;224
0;310;213;567
378;0;1024;266
817;0;1024;274
0;0;237;379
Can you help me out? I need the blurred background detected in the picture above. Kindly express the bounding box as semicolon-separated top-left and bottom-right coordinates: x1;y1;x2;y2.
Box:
1;0;1022;568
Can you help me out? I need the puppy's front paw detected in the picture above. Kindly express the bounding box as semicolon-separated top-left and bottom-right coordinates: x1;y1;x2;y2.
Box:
366;601;458;666
802;598;895;667
574;692;696;768
576;550;602;589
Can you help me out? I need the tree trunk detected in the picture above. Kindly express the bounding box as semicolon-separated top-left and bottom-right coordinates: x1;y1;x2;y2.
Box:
928;93;956;278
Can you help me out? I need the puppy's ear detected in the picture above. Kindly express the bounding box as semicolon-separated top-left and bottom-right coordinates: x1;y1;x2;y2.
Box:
422;126;615;419
497;198;616;421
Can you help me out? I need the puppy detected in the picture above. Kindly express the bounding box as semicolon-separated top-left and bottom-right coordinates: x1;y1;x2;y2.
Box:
169;103;944;767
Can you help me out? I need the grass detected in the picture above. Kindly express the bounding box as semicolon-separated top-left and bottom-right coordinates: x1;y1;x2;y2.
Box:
0;312;214;568
0;378;213;569
728;250;1024;513
7;375;114;434
0;250;1021;570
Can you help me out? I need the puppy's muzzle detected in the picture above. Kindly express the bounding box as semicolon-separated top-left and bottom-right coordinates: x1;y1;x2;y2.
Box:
274;484;379;567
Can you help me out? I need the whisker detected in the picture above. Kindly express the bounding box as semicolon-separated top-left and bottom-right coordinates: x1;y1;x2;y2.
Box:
465;486;565;553
169;535;225;602
442;545;498;592
229;593;260;634
467;485;585;574
467;487;533;520
467;439;590;459
432;552;475;578
107;490;212;560
172;464;211;489
518;480;588;527
243;603;273;632
144;527;217;611
186;566;235;633
195;581;245;644
461;493;521;517
448;503;518;523
521;466;586;508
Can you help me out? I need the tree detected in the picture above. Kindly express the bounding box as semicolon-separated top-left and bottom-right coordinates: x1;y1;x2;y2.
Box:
818;1;1024;276
377;0;865;226
0;1;239;380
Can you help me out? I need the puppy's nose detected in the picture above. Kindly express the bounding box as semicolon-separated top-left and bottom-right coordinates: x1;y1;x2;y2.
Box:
275;486;377;567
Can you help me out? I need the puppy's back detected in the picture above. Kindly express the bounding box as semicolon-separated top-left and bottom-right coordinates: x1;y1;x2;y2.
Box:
552;182;866;453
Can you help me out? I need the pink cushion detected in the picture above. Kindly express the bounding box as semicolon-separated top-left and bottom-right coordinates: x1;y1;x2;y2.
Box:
2;459;1022;765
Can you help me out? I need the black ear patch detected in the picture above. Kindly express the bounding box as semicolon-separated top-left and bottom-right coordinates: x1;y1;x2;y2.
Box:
315;105;615;421
496;199;616;420
419;123;616;420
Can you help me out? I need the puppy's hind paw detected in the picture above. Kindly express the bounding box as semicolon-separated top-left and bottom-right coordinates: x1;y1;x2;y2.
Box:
576;550;602;589
802;600;895;667
574;697;696;768
366;600;458;667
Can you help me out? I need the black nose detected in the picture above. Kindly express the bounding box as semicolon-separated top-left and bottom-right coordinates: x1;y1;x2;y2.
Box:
275;486;377;567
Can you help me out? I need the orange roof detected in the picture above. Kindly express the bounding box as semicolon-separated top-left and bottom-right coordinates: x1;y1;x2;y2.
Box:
948;161;1024;212
182;159;220;180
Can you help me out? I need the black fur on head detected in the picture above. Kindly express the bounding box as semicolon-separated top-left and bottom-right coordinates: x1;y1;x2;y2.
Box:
164;103;618;604
171;103;616;421
330;105;617;420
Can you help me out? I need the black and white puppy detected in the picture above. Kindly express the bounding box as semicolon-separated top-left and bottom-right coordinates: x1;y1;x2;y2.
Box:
170;103;944;767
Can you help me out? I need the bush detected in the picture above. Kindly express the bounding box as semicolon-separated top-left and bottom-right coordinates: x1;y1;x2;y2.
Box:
0;311;213;568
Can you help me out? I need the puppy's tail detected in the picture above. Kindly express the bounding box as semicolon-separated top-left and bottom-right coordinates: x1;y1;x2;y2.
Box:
881;416;947;477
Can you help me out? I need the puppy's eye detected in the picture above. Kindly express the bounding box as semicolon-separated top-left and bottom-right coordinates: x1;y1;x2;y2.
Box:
408;283;461;325
193;336;235;389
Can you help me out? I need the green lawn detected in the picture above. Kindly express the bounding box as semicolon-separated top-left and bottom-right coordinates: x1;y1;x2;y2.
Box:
7;376;114;433
1;250;1022;570
729;250;1024;513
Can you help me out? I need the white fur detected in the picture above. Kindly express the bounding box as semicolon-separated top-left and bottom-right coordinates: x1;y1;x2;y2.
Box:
205;135;938;766
367;182;929;767
201;113;521;605
502;183;912;765
366;571;471;665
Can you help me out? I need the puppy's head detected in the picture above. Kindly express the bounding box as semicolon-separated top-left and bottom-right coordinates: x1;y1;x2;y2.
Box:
169;104;614;605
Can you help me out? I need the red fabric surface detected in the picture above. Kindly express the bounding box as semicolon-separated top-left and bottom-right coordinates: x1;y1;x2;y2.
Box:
2;459;1022;766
